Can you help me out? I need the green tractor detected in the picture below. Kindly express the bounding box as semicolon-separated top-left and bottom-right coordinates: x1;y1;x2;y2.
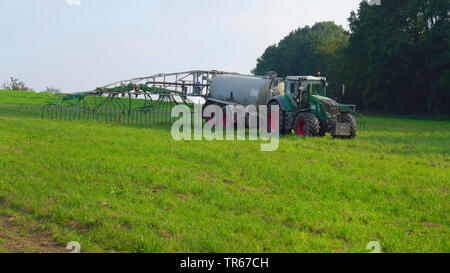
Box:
267;75;362;138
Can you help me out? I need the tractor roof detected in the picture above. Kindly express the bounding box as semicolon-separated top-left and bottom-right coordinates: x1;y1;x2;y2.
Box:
286;76;327;81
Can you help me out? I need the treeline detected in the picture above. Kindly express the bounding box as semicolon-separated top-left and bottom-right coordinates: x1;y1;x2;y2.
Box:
1;77;33;92
253;0;449;115
2;77;61;93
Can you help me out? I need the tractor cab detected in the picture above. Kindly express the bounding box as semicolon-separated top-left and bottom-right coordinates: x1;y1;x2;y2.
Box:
284;76;328;108
285;76;327;94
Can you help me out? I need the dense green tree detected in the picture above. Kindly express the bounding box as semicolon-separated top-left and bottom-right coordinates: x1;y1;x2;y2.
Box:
344;0;449;114
252;22;349;81
254;1;450;115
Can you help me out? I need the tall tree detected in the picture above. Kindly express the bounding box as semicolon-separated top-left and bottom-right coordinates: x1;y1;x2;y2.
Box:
253;1;449;115
344;0;450;115
252;22;349;82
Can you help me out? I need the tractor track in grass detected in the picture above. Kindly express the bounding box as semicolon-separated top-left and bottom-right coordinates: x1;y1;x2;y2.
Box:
0;215;66;253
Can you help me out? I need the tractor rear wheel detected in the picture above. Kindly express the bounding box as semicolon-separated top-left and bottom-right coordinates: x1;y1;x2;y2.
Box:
268;101;285;134
338;113;357;139
294;112;320;137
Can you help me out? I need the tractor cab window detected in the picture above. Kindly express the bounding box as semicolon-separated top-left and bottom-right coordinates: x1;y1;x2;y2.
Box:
286;80;299;96
302;81;326;96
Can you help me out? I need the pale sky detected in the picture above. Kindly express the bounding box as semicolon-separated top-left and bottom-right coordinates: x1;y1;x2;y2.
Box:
0;0;362;92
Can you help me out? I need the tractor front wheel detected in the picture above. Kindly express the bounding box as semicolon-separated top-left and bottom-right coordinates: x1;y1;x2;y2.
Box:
337;113;357;139
318;120;328;137
294;113;320;137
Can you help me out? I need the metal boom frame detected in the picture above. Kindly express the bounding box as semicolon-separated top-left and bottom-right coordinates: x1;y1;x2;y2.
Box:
42;70;244;126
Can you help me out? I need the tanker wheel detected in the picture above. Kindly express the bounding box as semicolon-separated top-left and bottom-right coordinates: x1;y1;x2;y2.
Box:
206;112;216;126
203;104;230;128
222;106;237;128
336;113;357;139
294;112;320;137
203;102;216;125
268;101;285;134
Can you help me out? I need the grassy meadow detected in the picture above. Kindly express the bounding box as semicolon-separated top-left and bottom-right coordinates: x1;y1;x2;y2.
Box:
0;90;448;253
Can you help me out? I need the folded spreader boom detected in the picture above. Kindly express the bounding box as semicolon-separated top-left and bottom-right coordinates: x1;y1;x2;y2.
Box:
42;70;240;126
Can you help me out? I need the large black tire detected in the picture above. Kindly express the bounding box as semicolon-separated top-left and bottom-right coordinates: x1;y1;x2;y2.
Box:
222;106;237;128
318;120;328;137
294;112;320;137
339;113;357;139
203;101;215;120
268;101;286;134
203;102;225;126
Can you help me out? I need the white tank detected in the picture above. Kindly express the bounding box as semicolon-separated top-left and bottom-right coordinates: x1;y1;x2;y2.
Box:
209;74;274;106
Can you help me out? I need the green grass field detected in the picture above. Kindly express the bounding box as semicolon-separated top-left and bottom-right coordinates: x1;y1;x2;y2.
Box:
0;90;448;253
